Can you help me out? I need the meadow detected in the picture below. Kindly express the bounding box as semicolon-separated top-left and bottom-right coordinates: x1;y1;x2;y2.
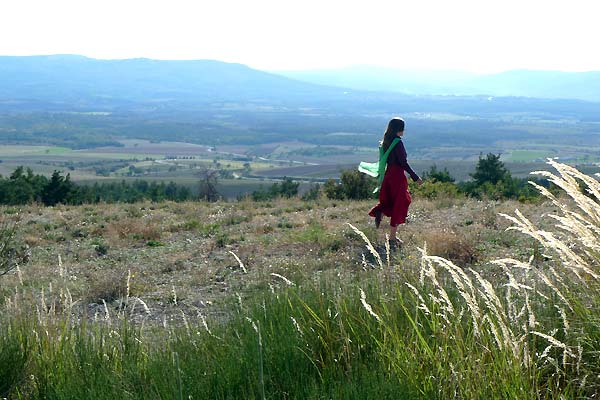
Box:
1;160;599;398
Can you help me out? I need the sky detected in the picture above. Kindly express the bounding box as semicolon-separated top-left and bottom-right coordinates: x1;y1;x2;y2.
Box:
1;0;599;73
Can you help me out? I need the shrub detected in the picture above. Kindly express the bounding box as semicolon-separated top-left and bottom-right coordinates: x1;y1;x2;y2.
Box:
251;177;300;201
323;169;376;200
93;241;109;256
86;273;127;303
421;164;455;183
471;153;510;186
323;178;345;200
411;180;461;200
301;184;321;201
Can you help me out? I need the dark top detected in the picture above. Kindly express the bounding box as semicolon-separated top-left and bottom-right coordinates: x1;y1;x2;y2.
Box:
386;139;420;181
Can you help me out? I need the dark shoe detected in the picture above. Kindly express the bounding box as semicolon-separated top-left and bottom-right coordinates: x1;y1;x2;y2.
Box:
374;210;382;228
389;237;404;249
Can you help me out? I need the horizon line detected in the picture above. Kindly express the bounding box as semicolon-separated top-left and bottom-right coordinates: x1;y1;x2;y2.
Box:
1;54;599;75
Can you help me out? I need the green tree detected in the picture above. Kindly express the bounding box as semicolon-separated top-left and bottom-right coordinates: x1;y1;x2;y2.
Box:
6;166;44;205
323;179;345;200
42;171;75;206
340;169;374;200
422;165;455;183
471;153;510;186
301;184;321;201
323;170;375;200
278;177;299;198
251;177;299;201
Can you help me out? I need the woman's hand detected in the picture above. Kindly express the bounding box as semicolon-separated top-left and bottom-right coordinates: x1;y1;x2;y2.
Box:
416;178;424;186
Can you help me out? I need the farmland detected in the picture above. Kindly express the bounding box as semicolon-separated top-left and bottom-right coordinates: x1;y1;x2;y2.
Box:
3;138;600;200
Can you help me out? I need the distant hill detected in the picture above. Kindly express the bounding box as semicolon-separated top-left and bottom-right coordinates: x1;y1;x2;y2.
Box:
0;55;348;108
1;55;599;151
277;66;600;102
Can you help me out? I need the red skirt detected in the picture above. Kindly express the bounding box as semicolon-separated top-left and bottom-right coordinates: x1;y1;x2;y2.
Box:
368;165;411;227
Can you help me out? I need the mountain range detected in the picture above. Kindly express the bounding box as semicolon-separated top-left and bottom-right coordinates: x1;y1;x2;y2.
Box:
1;55;599;109
0;55;346;107
1;55;599;151
277;66;600;102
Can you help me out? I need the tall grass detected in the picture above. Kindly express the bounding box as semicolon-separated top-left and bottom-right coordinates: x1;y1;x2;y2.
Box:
1;160;599;398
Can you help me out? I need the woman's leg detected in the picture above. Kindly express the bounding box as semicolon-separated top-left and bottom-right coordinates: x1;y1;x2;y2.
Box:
389;224;397;239
389;224;403;247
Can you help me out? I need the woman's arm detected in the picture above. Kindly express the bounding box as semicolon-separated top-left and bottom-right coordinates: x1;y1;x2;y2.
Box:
396;141;420;182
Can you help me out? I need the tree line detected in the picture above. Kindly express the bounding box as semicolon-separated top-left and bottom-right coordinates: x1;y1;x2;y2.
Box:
0;166;194;206
0;154;551;207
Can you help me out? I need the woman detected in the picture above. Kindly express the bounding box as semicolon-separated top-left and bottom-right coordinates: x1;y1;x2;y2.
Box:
369;117;423;246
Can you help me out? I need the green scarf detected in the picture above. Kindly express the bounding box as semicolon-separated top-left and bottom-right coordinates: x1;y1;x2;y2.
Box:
358;138;401;193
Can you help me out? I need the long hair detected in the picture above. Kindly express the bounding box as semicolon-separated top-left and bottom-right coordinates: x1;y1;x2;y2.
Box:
381;117;405;151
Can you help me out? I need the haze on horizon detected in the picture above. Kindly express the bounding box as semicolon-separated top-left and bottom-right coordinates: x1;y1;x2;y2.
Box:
1;0;599;74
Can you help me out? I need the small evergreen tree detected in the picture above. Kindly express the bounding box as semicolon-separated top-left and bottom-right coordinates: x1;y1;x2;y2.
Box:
301;184;321;201
471;153;510;186
278;177;300;198
422;165;455;183
42;171;75;206
250;177;300;201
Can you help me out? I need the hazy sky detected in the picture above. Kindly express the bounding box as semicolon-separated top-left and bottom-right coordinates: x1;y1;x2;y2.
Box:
2;0;599;73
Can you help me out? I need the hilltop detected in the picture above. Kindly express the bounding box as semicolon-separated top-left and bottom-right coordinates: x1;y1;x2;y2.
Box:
3;161;600;398
2;196;544;320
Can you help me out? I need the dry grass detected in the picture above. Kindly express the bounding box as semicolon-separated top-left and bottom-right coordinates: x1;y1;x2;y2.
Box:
3;161;600;398
421;228;478;265
1;194;551;323
104;218;163;243
86;272;129;304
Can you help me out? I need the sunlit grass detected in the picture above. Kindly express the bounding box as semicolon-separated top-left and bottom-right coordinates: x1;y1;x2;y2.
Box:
1;160;600;398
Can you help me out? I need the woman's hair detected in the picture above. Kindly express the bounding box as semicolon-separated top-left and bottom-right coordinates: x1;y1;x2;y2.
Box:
381;117;405;151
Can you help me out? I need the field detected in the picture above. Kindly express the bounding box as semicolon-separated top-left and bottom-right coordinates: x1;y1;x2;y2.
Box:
1;160;600;398
3;139;600;201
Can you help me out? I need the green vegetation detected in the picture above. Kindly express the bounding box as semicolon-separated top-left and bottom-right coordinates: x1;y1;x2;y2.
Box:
249;177;300;201
0;153;553;208
456;153;543;201
324;154;545;202
1;160;600;398
323;169;377;200
421;164;455;183
0;167;194;205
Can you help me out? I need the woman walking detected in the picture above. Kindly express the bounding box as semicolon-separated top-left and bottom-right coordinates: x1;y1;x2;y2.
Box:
368;117;422;246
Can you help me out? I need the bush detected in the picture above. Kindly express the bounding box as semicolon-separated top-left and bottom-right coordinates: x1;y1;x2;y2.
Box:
324;170;376;200
421;164;455;183
323;179;345;200
457;154;542;201
301;184;321;201
411;180;461;199
251;177;300;201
